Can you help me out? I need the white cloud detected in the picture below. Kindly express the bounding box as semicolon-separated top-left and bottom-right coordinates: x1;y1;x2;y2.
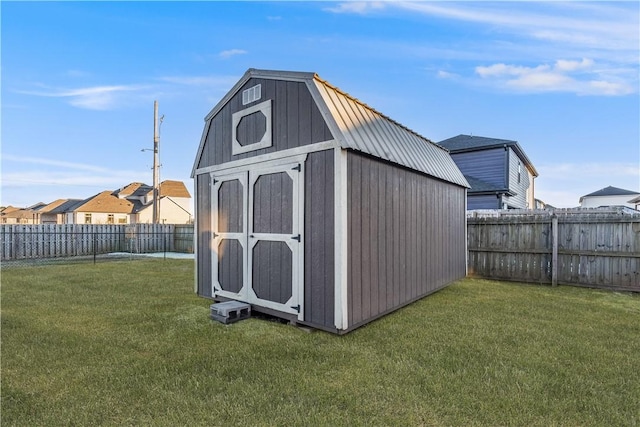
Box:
218;49;248;59
2;154;112;173
475;59;634;96
324;2;386;15
327;2;639;96
15;84;149;110
1;154;149;205
437;70;458;80
554;58;594;72
535;162;640;207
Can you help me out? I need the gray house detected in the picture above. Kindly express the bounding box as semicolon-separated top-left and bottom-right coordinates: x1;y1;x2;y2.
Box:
192;69;469;333
438;134;538;210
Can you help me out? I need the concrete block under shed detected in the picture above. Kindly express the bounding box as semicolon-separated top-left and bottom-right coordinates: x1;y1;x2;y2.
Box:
210;301;251;324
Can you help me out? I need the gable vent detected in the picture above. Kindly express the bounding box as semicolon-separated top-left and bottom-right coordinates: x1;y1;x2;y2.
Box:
242;84;261;105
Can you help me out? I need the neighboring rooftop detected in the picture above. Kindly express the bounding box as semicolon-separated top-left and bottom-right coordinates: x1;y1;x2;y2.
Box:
581;186;639;198
438;134;538;177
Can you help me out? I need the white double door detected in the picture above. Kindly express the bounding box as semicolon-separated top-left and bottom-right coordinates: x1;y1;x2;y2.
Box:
211;159;304;319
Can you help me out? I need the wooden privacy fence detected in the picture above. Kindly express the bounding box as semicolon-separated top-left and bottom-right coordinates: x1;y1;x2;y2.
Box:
467;209;640;292
1;224;194;261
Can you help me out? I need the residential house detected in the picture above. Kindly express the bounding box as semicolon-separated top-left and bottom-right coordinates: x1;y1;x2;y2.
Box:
438;134;538;210
5;180;193;225
579;186;640;209
38;199;84;224
116;180;192;224
0;206;39;224
67;191;134;224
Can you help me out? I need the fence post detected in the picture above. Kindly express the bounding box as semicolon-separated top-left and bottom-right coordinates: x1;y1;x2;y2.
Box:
93;230;97;264
551;214;558;287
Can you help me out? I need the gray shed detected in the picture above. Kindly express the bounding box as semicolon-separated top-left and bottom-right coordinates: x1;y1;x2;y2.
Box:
192;69;469;333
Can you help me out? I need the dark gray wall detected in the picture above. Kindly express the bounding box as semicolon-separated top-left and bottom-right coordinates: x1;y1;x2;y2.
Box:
468;194;500;210
196;174;212;298
304;150;335;328
450;148;505;188
347;152;466;329
196;78;333;169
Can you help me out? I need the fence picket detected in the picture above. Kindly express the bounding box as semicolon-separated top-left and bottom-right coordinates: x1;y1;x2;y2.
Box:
0;224;194;262
468;209;640;292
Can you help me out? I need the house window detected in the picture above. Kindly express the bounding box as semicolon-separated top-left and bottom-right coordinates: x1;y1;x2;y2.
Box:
107;214;114;224
517;161;521;184
118;218;127;224
84;213;92;224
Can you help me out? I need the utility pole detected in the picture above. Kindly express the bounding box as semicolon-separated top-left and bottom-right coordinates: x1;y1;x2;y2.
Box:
153;101;160;224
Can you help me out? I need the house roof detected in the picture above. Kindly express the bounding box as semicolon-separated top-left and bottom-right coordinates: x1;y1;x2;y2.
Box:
464;175;503;193
160;180;191;198
48;199;85;214
581;186;639;198
193;68;469;188
118;180;191;199
628;195;640;204
580;186;640;203
73;191;135;214
0;206;35;219
115;182;145;197
438;134;539;177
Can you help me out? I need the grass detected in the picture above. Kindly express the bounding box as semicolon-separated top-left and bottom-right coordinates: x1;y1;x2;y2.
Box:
2;259;639;426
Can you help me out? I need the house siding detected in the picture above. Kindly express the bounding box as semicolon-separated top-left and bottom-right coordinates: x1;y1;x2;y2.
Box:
346;152;466;328
449;147;505;188
504;148;531;209
196;78;333;170
468;194;500;210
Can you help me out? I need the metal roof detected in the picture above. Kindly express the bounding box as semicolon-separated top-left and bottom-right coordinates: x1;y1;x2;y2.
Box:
193;69;469;188
311;75;469;188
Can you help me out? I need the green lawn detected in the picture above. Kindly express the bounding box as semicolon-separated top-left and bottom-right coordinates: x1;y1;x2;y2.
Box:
2;259;639;426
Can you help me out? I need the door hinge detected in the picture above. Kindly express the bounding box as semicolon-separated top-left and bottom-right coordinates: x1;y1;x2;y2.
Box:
290;304;300;313
291;234;301;242
213;178;218;184
213;232;218;238
291;164;301;172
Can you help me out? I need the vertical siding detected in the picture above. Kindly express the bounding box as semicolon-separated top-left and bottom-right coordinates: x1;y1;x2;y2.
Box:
347;152;466;328
196;174;212;298
197;78;333;169
304;150;335;328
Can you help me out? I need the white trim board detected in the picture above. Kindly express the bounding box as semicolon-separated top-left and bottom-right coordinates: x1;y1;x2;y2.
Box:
194;140;336;176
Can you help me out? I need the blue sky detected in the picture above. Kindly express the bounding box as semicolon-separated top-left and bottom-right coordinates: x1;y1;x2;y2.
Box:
2;1;639;209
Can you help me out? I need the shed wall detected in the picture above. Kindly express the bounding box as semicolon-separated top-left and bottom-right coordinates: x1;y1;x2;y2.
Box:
346;152;467;328
196;78;333;170
303;150;335;328
196;174;212;298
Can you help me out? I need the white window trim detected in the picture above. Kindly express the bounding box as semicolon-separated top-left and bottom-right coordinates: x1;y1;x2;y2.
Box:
232;99;272;155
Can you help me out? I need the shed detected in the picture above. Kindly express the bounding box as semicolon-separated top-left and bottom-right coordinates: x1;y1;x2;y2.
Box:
192;69;469;334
